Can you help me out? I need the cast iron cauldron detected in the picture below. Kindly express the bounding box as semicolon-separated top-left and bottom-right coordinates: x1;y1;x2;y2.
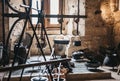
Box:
85;61;101;69
72;51;84;60
103;54;118;69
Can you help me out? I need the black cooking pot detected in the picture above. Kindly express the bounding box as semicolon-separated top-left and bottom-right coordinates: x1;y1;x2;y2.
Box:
73;40;81;46
103;54;118;68
72;51;84;60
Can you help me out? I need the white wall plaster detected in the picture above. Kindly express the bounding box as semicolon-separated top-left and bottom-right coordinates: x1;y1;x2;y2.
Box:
9;0;25;50
65;0;85;36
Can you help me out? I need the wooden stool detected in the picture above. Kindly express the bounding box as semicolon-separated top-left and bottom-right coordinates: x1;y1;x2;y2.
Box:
117;64;120;75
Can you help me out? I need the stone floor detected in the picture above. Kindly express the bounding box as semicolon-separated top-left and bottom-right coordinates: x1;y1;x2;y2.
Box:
66;61;119;81
1;56;120;81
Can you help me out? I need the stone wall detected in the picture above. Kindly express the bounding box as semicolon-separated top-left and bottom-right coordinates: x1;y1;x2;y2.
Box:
100;0;120;47
114;11;120;46
84;0;110;51
0;0;120;56
84;0;120;51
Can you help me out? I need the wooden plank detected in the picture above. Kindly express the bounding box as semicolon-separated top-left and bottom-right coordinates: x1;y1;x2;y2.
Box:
0;58;71;72
3;13;87;18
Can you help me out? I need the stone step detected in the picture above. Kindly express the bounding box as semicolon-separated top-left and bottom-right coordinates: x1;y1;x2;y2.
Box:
75;79;120;81
68;79;120;81
88;79;120;81
3;71;112;81
66;72;112;81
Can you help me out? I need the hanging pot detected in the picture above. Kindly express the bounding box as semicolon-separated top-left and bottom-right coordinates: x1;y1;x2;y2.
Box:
73;35;81;46
53;34;69;44
73;40;81;46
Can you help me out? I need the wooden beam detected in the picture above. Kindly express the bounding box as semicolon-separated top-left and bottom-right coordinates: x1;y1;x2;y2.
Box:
0;58;71;72
3;13;87;18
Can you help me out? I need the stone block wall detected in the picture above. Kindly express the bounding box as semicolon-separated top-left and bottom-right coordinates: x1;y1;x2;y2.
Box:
0;0;120;56
85;0;110;51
